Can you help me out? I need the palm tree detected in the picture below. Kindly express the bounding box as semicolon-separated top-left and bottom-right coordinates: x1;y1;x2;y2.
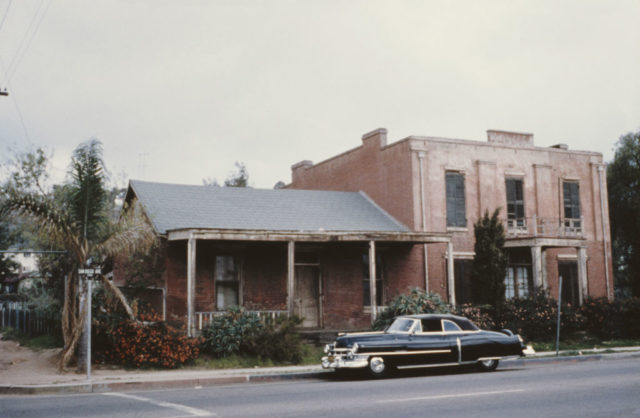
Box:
1;140;154;370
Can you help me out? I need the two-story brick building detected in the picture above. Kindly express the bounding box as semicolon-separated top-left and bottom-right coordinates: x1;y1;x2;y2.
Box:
289;128;613;309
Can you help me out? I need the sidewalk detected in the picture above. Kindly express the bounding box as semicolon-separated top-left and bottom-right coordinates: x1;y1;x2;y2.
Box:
2;347;640;395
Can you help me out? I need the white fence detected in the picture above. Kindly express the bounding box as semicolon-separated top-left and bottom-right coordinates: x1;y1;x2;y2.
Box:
195;310;288;331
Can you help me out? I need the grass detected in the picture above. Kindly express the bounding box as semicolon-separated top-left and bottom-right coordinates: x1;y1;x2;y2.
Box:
191;344;325;370
0;327;63;349
532;338;640;352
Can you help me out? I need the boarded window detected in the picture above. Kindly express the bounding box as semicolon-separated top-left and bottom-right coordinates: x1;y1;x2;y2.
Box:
215;255;239;310
454;259;473;304
446;172;466;227
506;178;525;225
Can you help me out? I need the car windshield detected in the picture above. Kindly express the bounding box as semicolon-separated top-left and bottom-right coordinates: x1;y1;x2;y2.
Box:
387;318;416;333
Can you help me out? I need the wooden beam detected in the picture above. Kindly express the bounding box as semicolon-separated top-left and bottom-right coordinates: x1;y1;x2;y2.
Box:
187;236;196;337
369;241;377;323
287;241;295;317
168;228;451;243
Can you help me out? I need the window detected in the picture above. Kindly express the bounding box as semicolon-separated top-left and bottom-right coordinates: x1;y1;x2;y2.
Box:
506;178;525;227
559;262;580;306
362;253;383;306
443;320;462;332
454;259;473;304
446;172;466;227
505;266;531;299
563;181;581;227
215;255;239;310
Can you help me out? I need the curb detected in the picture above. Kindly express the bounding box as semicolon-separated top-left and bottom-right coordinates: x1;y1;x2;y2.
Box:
1;351;638;395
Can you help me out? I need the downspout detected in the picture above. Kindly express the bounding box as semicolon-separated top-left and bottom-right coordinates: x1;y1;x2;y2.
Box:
598;165;611;300
418;151;429;292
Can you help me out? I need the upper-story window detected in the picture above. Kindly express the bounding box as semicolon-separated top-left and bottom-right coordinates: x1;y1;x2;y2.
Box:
446;172;466;227
563;181;581;232
506;178;525;228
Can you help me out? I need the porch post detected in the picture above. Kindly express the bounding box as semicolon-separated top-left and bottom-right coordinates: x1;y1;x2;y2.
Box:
541;248;548;289
447;241;456;306
287;241;295;317
531;245;543;289
369;240;377;323
187;235;196;337
577;246;588;304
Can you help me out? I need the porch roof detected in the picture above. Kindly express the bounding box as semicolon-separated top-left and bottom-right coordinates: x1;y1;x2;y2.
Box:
128;180;447;243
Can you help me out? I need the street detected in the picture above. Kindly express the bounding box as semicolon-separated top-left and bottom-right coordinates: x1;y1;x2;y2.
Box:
1;358;639;417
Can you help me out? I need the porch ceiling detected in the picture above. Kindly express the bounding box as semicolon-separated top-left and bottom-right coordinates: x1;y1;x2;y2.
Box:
167;228;451;243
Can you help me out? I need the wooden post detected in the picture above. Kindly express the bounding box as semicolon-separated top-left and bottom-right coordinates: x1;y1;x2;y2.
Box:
287;241;295;317
531;245;543;288
577;246;588;304
447;241;456;306
187;236;196;337
369;241;377;323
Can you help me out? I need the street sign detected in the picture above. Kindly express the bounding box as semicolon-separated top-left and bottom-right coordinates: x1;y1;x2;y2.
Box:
78;268;101;277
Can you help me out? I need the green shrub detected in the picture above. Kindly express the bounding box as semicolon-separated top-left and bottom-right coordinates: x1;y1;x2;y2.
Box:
454;304;496;330
94;316;201;368
373;288;452;330
200;307;263;357
245;315;304;364
580;297;640;339
497;288;582;342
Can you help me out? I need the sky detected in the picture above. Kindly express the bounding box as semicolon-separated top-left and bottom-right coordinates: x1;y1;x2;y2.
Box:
0;0;639;190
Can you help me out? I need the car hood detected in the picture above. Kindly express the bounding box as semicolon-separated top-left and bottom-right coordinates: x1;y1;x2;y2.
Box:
335;331;398;348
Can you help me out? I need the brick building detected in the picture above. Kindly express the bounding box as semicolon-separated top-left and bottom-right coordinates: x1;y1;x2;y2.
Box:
289;128;613;309
120;180;449;334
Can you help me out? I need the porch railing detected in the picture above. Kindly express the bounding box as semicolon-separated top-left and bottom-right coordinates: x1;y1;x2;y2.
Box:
195;310;288;331
505;216;584;239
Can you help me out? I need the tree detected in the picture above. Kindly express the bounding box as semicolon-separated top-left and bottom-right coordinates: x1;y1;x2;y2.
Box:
0;140;154;370
203;162;250;188
471;209;508;309
607;130;640;297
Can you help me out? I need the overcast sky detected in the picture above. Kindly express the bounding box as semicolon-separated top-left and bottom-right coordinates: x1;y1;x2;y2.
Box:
1;0;638;189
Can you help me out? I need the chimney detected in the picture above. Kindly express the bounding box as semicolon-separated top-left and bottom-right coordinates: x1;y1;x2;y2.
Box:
487;130;534;147
362;128;387;148
291;160;313;182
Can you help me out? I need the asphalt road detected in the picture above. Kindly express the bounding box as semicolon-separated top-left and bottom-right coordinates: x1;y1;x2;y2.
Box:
1;358;639;417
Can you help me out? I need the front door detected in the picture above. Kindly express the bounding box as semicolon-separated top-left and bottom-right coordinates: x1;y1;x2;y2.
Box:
294;265;320;327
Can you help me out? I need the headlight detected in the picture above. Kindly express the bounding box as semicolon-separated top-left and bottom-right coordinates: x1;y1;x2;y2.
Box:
324;344;331;354
352;343;359;353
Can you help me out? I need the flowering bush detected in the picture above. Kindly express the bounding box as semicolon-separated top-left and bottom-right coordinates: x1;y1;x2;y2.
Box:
94;314;201;369
497;288;582;342
580;297;640;339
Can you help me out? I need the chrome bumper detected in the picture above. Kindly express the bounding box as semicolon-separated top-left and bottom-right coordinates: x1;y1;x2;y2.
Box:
322;343;369;369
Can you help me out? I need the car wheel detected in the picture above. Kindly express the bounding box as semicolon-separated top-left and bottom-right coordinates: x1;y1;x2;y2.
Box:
476;359;499;372
368;356;388;378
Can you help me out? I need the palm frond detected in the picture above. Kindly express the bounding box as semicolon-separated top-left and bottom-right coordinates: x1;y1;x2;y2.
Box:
0;190;84;261
93;203;156;258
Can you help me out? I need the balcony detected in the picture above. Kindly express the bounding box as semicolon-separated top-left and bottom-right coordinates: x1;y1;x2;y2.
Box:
505;216;583;239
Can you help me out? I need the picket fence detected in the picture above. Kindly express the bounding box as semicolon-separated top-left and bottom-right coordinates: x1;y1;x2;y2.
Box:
0;301;60;337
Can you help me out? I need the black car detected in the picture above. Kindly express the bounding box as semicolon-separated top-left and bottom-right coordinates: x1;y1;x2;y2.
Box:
322;314;531;377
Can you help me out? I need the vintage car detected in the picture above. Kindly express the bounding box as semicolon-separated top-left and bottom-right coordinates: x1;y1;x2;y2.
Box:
322;314;531;377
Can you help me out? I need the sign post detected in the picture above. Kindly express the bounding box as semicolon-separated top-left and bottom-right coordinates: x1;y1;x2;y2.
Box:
78;267;100;380
556;275;563;356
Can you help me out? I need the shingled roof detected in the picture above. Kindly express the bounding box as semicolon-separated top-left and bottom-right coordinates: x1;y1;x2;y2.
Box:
128;180;408;235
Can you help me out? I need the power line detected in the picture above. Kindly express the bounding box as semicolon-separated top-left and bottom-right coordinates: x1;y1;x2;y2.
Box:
6;0;51;83
0;0;12;36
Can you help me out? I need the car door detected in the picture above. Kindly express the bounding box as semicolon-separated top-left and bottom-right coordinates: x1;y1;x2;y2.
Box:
401;319;457;366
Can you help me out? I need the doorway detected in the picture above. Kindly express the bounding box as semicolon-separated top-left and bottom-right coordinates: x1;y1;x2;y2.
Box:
294;262;321;328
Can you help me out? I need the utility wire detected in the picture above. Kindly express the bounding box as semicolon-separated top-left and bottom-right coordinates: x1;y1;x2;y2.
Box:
6;0;51;83
0;0;12;36
0;56;31;144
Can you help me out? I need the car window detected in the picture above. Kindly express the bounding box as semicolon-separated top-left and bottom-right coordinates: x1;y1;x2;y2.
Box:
421;318;443;332
442;320;462;332
387;318;416;333
455;318;479;331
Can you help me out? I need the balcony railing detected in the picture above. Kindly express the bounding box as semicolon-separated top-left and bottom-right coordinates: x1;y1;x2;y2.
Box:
195;309;288;331
505;216;584;238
